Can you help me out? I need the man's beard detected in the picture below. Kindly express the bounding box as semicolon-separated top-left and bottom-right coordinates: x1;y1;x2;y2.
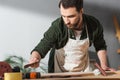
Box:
66;18;82;30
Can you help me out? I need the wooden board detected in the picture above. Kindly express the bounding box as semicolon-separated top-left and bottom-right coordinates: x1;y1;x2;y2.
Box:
24;71;120;80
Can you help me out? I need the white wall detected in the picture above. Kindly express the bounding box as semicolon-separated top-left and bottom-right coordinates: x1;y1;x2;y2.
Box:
0;1;59;64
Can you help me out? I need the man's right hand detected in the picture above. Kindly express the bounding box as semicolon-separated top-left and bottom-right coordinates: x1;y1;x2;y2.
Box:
29;51;41;68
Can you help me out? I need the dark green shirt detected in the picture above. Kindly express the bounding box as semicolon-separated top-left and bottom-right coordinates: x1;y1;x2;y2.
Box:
32;14;107;73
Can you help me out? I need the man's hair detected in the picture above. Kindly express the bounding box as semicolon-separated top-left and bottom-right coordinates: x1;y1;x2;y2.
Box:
59;0;83;12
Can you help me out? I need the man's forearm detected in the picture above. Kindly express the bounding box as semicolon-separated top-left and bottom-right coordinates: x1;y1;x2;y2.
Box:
97;50;108;69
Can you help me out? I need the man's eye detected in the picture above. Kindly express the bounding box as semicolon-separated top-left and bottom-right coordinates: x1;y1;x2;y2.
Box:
68;16;74;18
62;16;65;18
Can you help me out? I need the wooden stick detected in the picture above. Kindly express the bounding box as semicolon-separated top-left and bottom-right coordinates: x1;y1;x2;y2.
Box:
24;62;38;68
41;72;94;78
90;59;107;76
94;62;107;76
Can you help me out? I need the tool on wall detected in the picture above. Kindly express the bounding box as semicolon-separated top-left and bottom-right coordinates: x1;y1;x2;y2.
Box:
113;15;120;54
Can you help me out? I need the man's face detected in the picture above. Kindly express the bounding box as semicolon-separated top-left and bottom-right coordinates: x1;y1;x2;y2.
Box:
60;5;83;30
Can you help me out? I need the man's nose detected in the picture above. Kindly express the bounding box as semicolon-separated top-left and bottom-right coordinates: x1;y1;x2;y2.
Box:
64;18;70;24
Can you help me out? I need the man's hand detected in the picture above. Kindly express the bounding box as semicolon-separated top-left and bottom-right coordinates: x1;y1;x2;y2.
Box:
101;65;116;72
97;50;116;72
29;51;41;68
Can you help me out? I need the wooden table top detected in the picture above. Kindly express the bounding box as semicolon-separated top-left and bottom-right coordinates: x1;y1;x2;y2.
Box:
24;70;120;80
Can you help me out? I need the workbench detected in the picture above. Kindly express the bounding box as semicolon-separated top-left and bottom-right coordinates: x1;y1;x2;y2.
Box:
24;70;120;80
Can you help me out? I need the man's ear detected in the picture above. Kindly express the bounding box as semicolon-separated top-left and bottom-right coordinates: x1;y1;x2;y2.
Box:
80;8;84;14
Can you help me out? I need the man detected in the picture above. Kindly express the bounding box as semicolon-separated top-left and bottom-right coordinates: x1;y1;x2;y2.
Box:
29;0;115;73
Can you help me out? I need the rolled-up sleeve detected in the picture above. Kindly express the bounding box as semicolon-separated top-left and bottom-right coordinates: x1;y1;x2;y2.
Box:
93;23;107;52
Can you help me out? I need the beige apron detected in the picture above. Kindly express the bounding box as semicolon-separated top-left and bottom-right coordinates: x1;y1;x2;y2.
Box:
54;26;92;73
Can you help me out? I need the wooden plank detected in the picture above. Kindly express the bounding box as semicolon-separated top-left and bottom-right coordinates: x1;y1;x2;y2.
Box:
40;71;120;78
23;71;120;80
41;72;94;78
